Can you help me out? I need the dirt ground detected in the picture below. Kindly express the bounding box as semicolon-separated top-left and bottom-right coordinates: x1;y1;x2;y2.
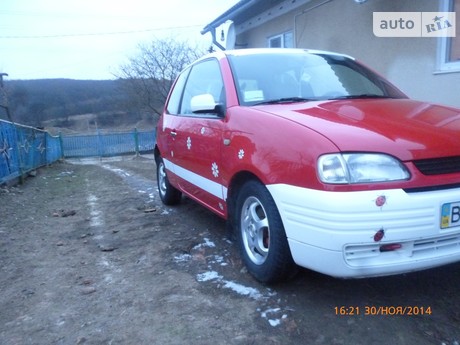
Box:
1;155;460;345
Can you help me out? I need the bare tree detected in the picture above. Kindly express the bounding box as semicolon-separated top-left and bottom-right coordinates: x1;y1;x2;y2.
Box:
117;37;206;119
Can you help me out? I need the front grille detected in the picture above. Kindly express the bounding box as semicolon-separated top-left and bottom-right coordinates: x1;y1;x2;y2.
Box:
344;233;460;267
413;233;460;255
413;156;460;175
404;183;460;193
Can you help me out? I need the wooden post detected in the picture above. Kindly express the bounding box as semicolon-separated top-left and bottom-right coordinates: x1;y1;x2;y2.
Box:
134;128;140;156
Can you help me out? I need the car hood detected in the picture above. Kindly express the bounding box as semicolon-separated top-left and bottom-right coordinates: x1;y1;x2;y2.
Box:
261;98;460;161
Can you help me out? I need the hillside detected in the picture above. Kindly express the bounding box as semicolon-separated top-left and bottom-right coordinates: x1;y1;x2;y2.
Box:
2;79;157;134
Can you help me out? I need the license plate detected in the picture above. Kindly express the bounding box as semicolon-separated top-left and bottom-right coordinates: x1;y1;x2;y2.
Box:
441;202;460;229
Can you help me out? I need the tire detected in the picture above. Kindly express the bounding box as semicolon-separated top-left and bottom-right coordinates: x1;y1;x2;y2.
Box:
235;180;296;284
156;157;182;205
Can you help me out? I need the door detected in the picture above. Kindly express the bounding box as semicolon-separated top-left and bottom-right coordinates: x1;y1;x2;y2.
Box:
170;58;227;215
160;66;190;186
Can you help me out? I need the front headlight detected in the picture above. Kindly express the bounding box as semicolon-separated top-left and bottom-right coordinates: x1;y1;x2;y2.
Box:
318;153;410;184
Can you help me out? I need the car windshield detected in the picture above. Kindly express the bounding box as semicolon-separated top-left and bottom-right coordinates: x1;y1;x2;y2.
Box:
227;50;406;106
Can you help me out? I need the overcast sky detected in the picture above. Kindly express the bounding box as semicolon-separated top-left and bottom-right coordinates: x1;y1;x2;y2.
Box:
0;0;239;80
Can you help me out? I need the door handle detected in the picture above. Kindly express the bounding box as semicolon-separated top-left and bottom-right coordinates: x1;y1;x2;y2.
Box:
170;131;177;137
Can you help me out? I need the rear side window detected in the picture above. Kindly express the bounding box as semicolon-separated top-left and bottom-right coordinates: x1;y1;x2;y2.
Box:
166;67;190;115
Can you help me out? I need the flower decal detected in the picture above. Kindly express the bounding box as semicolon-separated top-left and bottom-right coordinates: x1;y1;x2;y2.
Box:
211;162;219;178
238;149;245;159
186;136;191;150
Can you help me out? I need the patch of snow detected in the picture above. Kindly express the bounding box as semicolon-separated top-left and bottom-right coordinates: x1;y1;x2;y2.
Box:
204;237;216;247
195;270;265;301
197;271;222;282
209;255;228;266
268;319;280;327
174;254;191;263
87;193;104;227
260;307;289;327
101;165;132;178
261;307;281;318
57;170;74;177
193;237;216;250
222;280;263;300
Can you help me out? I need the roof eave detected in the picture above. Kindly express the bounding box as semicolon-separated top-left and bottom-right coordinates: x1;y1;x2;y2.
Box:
200;0;258;35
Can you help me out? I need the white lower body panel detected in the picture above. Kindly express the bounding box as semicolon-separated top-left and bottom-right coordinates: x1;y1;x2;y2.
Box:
267;184;460;278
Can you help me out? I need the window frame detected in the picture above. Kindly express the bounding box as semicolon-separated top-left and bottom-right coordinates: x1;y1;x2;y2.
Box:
173;58;225;118
268;31;294;48
435;0;460;74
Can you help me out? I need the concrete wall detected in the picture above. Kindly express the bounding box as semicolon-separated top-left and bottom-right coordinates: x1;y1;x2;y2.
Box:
235;0;460;108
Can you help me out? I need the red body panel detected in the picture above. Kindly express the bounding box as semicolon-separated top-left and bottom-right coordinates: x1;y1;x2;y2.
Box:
224;99;460;191
283;99;460;161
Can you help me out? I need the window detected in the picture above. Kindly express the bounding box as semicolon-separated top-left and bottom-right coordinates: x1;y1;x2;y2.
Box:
268;31;294;48
228;52;404;106
180;59;224;115
166;67;190;115
436;0;460;73
167;58;224;116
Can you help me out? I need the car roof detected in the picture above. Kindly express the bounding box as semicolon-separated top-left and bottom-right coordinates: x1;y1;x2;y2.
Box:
204;48;355;61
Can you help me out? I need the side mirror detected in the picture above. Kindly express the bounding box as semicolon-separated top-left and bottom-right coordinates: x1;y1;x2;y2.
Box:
191;94;224;117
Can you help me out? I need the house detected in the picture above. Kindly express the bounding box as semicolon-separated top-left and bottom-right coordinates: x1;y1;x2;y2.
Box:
202;0;459;108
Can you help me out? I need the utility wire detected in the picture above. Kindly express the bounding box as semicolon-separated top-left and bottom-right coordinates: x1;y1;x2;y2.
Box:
0;24;203;39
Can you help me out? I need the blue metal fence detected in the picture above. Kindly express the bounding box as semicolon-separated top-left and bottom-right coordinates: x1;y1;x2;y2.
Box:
61;129;156;158
1;121;156;185
0;119;63;184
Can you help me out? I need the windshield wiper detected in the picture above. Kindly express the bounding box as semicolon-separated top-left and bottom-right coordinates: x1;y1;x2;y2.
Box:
253;97;315;106
329;94;394;100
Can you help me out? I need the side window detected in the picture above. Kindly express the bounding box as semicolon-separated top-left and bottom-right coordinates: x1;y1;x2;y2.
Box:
180;59;224;115
166;67;190;115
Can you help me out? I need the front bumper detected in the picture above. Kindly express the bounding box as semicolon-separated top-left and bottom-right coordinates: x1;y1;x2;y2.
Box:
267;184;460;278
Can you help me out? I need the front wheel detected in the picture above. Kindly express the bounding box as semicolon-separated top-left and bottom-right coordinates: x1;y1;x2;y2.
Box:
156;157;182;205
235;180;296;284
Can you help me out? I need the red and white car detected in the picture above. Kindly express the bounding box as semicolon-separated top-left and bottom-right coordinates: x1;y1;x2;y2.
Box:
155;48;460;283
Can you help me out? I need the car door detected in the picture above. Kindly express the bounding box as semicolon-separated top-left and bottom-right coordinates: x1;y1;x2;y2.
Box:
170;58;227;216
159;66;191;187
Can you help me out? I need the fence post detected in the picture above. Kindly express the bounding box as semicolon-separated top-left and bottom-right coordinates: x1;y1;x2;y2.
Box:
134;128;140;156
59;132;64;159
97;129;102;157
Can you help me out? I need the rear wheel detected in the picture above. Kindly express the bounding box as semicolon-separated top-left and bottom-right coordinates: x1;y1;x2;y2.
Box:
235;180;296;284
156;157;181;205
